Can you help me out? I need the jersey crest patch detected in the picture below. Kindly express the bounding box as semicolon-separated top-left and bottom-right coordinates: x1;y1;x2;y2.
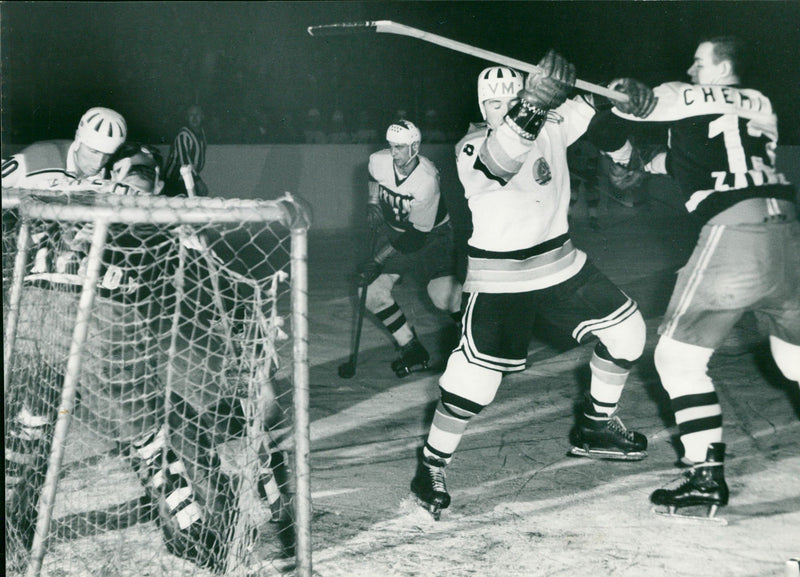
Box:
533;157;552;185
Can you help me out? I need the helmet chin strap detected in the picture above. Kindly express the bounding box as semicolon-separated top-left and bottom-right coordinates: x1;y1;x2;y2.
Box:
395;156;416;175
395;148;419;174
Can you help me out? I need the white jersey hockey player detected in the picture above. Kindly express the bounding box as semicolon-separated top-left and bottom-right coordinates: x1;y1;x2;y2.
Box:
2;107;127;189
3;139;259;571
357;120;462;377
410;52;658;519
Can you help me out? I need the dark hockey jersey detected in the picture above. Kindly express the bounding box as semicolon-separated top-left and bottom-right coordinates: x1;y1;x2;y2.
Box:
614;82;794;222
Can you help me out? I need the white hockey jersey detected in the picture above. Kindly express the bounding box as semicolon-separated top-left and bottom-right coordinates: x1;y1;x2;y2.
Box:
2;140;84;190
456;97;596;293
368;150;448;234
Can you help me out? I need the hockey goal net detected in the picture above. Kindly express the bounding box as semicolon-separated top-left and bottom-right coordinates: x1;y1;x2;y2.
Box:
3;188;311;577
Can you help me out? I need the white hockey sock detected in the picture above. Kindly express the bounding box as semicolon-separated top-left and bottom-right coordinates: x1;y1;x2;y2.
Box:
655;337;721;464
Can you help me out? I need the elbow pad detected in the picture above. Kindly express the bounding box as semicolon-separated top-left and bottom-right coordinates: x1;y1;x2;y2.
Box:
392;228;427;254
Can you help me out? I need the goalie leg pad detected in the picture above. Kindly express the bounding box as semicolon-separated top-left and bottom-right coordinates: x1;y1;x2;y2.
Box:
5;407;53;554
5;365;59;557
130;397;237;572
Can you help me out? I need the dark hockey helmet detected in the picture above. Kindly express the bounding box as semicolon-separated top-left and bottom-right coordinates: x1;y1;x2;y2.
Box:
109;143;164;195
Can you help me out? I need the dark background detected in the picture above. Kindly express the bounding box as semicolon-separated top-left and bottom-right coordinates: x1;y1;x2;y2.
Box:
2;1;799;146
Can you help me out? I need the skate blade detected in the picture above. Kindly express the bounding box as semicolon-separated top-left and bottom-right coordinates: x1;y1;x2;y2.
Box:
567;446;647;461
412;495;443;521
651;506;728;526
395;363;431;378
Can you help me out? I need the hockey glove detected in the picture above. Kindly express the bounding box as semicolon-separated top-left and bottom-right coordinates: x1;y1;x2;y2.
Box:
194;178;209;197
356;259;384;287
520;49;576;110
366;203;383;231
610;78;657;118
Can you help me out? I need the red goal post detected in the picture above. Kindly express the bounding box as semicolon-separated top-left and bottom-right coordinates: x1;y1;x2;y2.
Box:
2;188;312;577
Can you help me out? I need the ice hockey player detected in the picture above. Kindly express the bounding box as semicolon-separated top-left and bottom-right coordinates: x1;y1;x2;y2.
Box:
356;119;462;376
3;140;240;571
605;35;799;521
410;52;657;519
2;106;127;188
4;109;128;559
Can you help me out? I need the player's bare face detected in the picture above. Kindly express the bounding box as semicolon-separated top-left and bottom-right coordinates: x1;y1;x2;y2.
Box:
484;98;513;130
74;143;111;177
688;42;725;85
389;143;417;172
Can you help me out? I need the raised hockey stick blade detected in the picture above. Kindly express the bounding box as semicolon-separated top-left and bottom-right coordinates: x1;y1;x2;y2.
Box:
307;21;381;36
307;20;628;103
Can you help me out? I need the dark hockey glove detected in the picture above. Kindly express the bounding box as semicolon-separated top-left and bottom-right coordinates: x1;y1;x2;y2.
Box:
366;203;383;231
520;49;576;110
610;78;657;118
194;177;209;197
356;259;384;287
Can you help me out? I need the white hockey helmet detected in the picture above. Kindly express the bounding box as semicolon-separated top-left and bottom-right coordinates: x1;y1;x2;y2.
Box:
477;66;523;119
75;107;127;154
386;120;422;146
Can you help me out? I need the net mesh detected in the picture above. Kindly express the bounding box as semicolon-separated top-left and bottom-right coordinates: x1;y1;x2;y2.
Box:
3;189;309;576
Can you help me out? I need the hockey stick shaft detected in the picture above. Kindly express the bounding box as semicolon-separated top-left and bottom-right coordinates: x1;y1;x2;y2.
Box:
350;277;369;367
308;20;628;103
349;228;377;367
180;166;237;358
339;228;377;377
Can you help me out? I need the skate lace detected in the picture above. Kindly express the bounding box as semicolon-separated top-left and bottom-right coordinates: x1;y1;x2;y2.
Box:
425;461;447;493
608;416;635;441
662;470;694;491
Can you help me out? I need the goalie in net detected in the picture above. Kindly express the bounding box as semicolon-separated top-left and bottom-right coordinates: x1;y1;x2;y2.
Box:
4;142;299;575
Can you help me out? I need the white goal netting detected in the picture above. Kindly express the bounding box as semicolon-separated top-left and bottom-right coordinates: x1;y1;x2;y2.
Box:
3;189;311;577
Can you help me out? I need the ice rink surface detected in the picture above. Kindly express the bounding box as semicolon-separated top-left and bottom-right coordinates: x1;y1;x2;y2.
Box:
303;177;800;577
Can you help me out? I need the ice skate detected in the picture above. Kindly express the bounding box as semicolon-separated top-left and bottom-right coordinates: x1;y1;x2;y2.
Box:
568;408;647;461
392;334;430;377
410;452;450;520
651;443;729;525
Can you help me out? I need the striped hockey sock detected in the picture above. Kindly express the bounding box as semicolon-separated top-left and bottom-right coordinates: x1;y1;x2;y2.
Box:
588;348;630;415
424;388;485;463
374;301;414;346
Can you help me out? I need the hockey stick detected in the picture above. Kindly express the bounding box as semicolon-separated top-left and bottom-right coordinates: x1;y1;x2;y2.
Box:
307;20;629;103
337;227;378;379
180;166;238;358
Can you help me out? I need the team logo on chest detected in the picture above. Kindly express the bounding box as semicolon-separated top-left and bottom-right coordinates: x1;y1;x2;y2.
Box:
533;158;552;185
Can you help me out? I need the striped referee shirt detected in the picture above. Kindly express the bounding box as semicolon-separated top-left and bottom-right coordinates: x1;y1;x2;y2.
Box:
165;126;206;181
